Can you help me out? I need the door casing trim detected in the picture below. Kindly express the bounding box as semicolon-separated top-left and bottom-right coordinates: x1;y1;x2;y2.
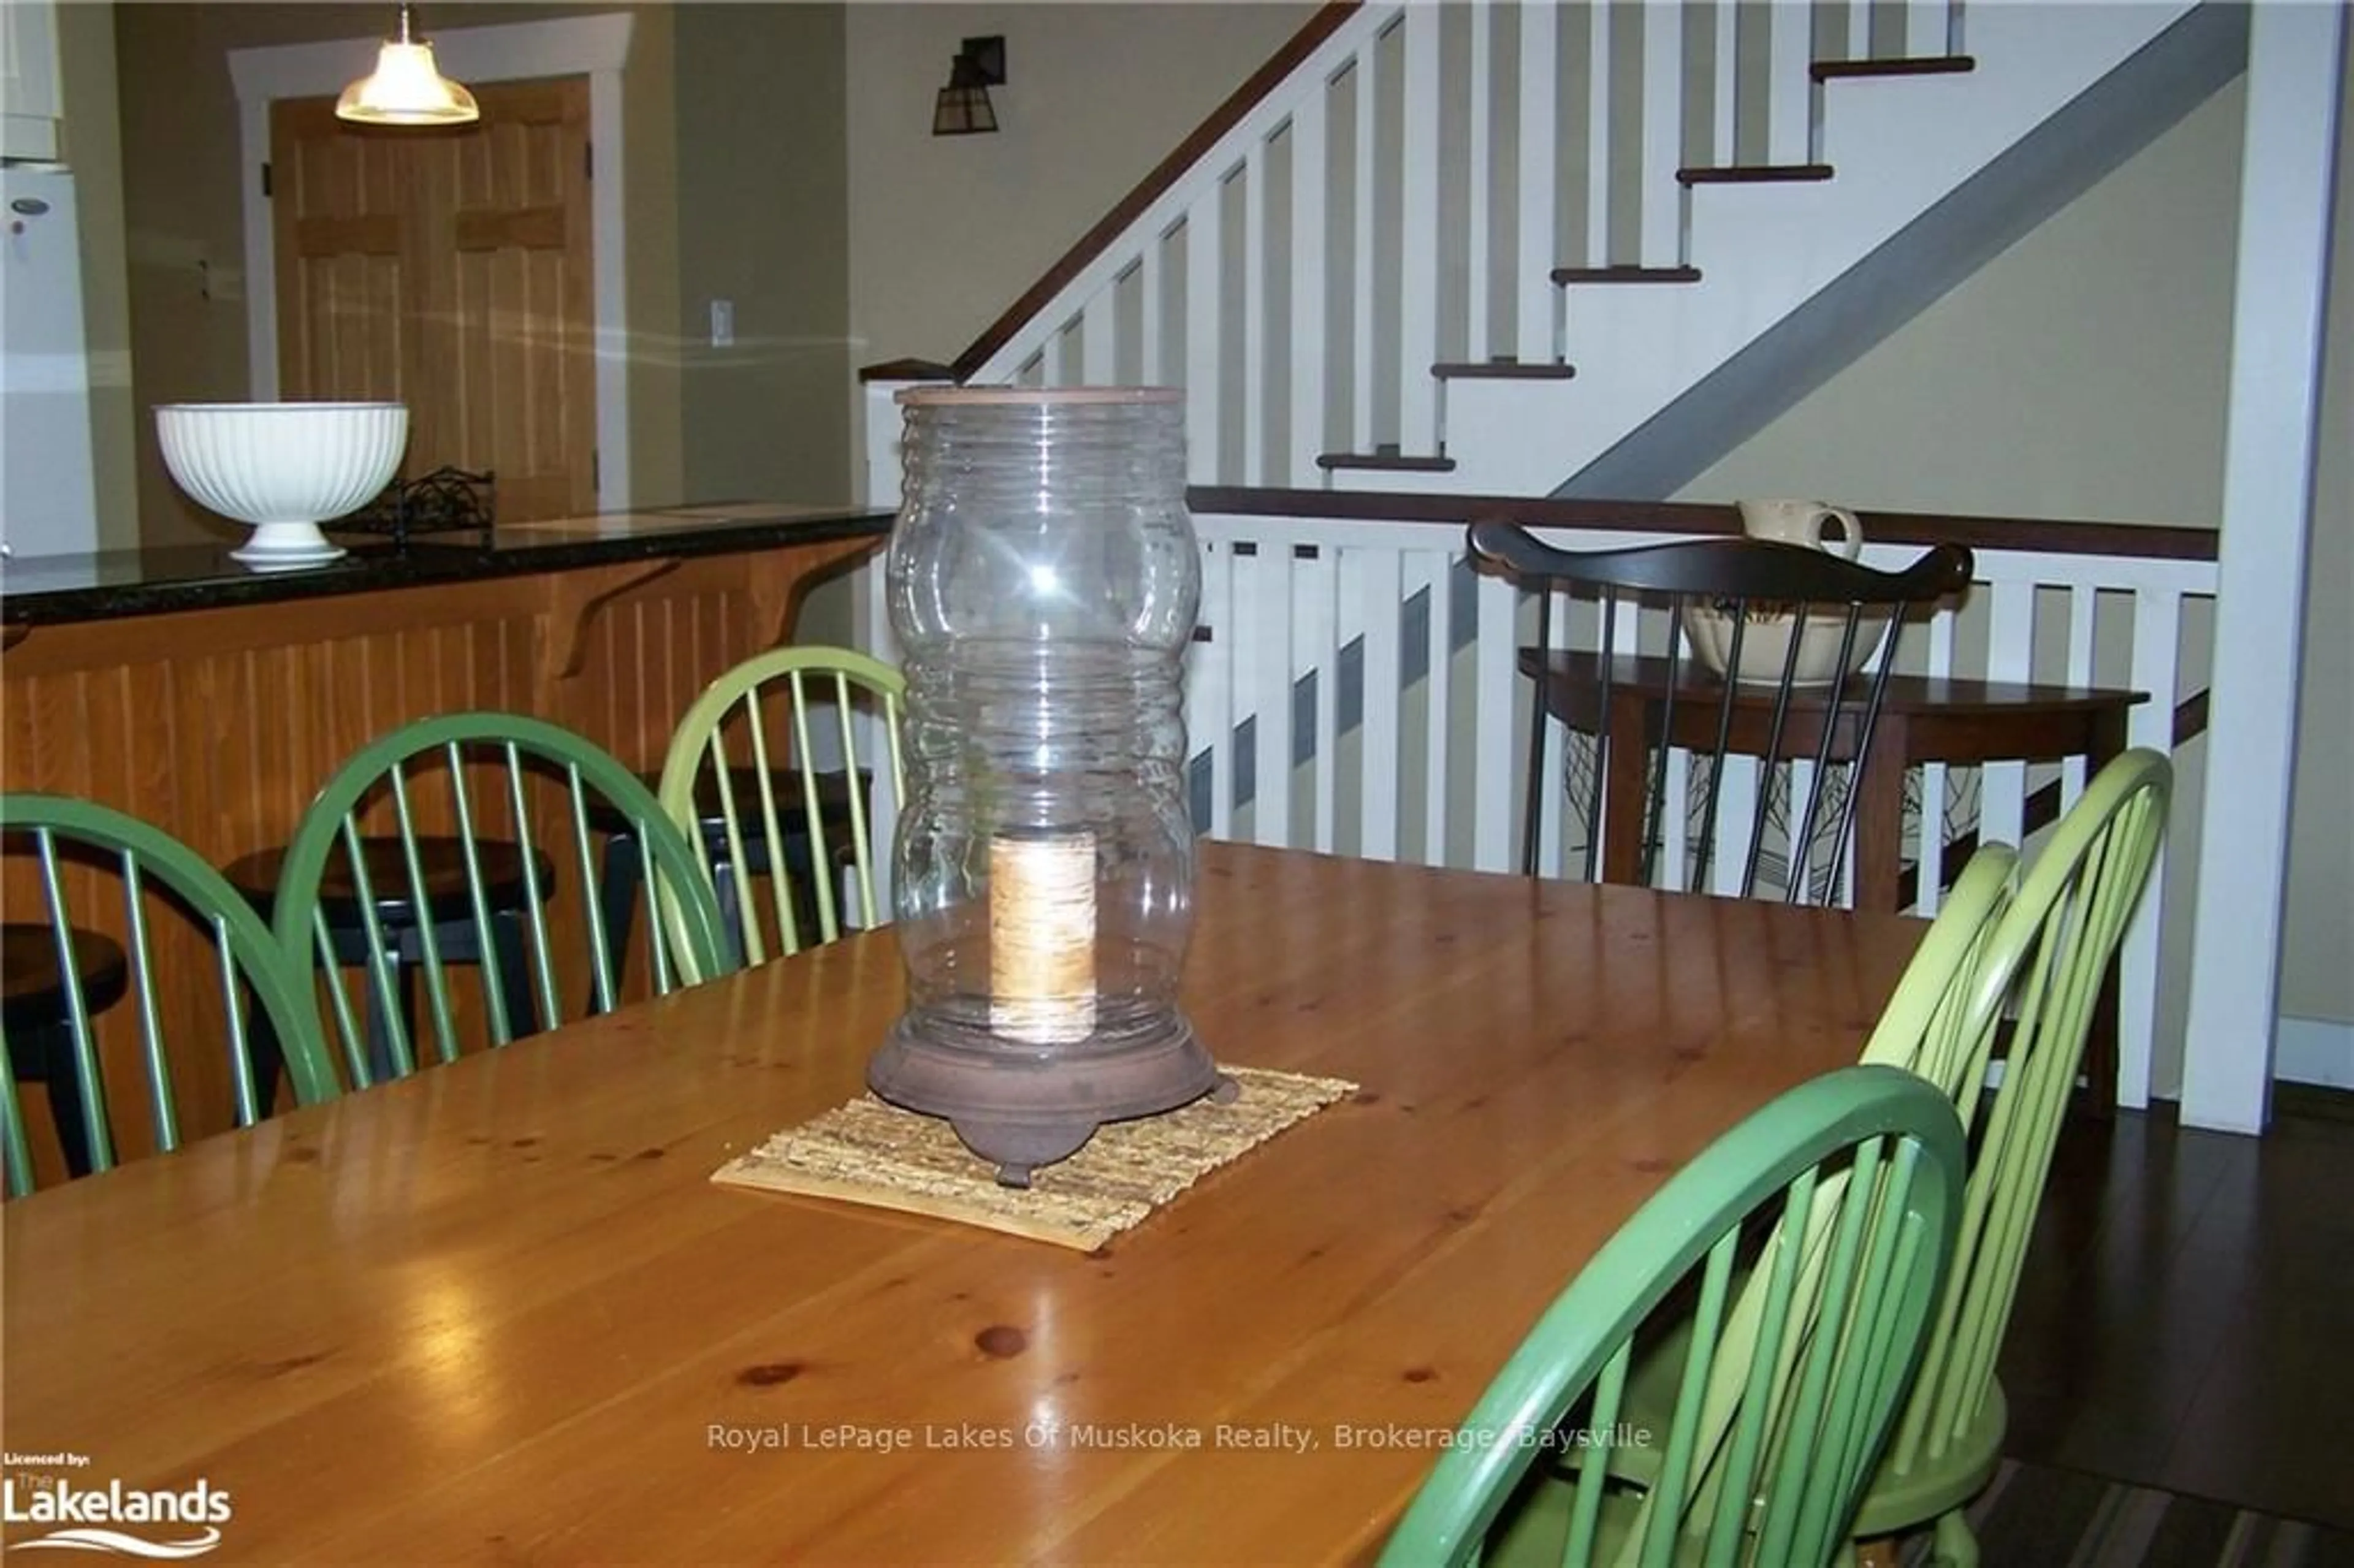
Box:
230;13;634;512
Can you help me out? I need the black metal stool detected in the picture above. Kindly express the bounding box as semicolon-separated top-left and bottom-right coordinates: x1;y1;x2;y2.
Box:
224;836;552;1086
2;923;130;1177
588;764;871;981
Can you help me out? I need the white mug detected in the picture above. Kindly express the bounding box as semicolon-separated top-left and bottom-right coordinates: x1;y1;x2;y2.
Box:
1737;499;1864;561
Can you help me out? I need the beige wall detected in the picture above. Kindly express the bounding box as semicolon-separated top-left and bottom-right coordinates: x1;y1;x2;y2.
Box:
844;2;1314;372
55;1;136;552
1682;57;2354;1065
675;3;853;505
2279;51;2354;1036
620;4;684;509
1680;80;2243;524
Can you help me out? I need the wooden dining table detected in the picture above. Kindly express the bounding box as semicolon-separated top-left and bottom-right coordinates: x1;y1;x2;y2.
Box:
0;843;1926;1564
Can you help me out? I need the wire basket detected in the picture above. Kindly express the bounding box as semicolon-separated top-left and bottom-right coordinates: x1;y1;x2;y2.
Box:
340;466;496;546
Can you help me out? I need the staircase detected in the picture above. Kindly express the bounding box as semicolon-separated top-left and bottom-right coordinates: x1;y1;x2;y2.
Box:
855;0;2343;1130
935;0;2235;501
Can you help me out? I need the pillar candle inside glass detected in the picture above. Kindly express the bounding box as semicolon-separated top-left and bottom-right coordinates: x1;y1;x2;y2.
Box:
988;829;1097;1045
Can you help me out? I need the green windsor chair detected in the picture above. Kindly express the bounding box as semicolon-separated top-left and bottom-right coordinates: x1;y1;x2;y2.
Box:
267;712;731;1089
1848;747;2172;1566
1379;1064;1967;1567
655;645;906;965
1;793;338;1196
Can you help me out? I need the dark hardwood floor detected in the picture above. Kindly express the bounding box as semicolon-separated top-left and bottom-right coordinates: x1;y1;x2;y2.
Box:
1998;1086;2354;1531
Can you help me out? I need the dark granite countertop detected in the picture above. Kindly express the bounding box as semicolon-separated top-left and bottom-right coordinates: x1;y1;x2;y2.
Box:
0;503;894;628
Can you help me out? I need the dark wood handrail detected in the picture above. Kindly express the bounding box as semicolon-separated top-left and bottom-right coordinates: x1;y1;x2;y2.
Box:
942;2;1365;384
1185;485;2221;564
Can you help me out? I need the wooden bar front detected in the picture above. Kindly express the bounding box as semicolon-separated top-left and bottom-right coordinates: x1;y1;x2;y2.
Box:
2;526;883;1163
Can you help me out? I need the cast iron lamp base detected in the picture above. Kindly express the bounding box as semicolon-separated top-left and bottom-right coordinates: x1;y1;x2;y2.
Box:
867;1018;1233;1187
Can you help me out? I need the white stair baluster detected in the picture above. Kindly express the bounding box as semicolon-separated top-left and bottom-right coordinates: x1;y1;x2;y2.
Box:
1081;292;1116;386
1713;0;1739;167
1289;96;1329;487
1352;38;1379;457
1472;571;1517;872
1536;587;1569;877
1141;232;1167;386
1916;607;1959;914
1712;756;1761;898
1767;0;1813;167
1199;536;1236;842
1243;143;1270;485
1640;0;1685;267
2063;583;2098;802
1185;197;1223;484
1252;539;1295;847
1582;1;1609;269
1303;541;1341;853
1981;579;2032;851
1357;546;1404;862
1400;2;1440;454
1520;0;1562;358
2121;584;2185;1109
1422;549;1455;866
1905;0;1947;59
1465;0;1493;367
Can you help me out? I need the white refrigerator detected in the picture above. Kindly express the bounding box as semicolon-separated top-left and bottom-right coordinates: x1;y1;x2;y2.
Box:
1;162;99;558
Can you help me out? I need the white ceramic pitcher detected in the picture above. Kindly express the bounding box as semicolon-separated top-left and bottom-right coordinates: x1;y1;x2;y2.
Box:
1737;498;1864;560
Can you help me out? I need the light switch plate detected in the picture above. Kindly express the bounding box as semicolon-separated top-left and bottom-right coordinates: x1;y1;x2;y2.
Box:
710;299;734;348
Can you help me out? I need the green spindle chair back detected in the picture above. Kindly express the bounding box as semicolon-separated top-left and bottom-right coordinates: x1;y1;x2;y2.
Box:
1857;843;2020;1073
656;646;906;965
1848;748;2171;1552
1378;1065;1966;1568
270;712;731;1089
1;794;338;1197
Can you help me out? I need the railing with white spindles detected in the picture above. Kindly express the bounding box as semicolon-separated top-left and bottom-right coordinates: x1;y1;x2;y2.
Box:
1171;492;2214;1109
855;452;2217;1109
924;0;1986;489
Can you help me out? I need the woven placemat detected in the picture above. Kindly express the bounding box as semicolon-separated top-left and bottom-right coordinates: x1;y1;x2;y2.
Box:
710;1065;1357;1252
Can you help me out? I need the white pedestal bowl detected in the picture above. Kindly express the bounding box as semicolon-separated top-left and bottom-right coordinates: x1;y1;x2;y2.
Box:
156;403;409;566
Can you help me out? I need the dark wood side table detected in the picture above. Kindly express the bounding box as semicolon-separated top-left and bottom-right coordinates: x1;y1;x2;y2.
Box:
1522;649;2148;1110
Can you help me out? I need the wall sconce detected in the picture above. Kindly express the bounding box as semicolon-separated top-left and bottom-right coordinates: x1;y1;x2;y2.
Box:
932;36;1005;137
337;3;479;127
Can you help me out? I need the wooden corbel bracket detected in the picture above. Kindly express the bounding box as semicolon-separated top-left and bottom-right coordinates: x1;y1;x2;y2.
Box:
539;558;684;679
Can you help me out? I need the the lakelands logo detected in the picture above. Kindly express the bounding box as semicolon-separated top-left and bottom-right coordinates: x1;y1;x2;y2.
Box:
2;1453;230;1558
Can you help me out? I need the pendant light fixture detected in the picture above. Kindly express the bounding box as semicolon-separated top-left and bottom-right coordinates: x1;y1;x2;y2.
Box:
337;4;479;127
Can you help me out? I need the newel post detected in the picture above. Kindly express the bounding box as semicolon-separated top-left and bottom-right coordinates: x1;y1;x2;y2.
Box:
2179;1;2346;1134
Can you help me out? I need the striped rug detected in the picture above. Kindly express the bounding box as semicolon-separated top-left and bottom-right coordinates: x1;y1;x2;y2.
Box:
1900;1460;2354;1566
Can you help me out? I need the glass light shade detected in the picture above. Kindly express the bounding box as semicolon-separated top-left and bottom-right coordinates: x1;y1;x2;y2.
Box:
868;387;1227;1184
931;80;997;136
337;39;479;126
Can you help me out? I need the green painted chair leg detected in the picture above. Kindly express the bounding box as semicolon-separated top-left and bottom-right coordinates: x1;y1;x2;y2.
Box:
1932;1505;1981;1567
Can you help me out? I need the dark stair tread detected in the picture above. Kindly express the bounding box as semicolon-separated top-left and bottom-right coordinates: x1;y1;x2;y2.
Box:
1431;361;1577;381
1813;55;1976;82
1315;447;1458;473
1552;265;1703;286
1677;163;1836;186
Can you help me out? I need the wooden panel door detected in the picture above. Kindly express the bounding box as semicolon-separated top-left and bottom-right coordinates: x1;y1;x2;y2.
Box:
273;79;596;523
272;96;408;402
